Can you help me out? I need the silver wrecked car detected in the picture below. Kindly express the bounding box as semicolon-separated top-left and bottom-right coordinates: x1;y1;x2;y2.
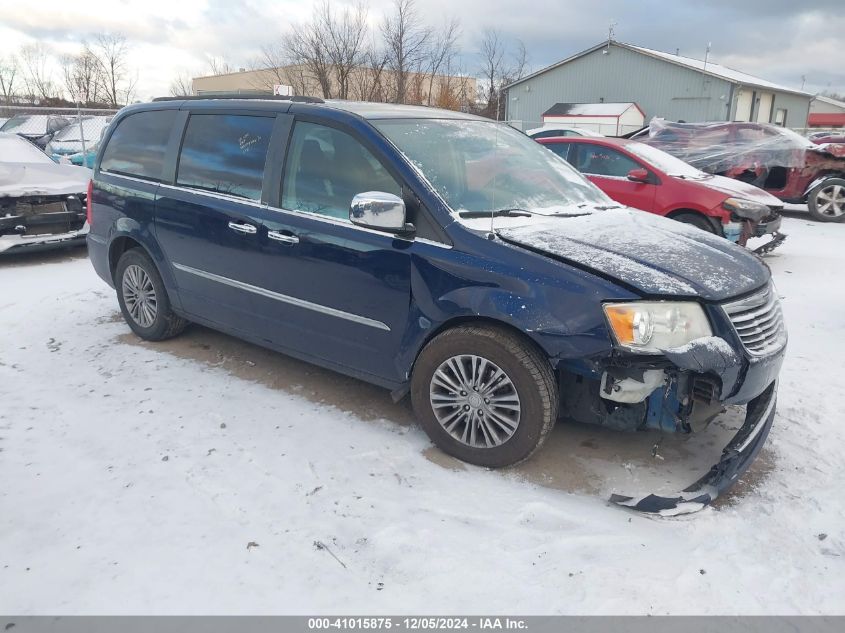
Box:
0;133;91;254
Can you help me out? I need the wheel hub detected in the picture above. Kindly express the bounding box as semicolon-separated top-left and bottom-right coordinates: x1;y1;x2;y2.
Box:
817;184;845;218
429;354;521;449
122;264;158;328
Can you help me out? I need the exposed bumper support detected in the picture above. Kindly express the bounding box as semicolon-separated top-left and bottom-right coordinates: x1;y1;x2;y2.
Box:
0;224;89;254
609;381;777;515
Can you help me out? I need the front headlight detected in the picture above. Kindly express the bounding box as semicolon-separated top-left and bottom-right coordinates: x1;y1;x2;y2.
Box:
722;197;769;221
603;301;712;354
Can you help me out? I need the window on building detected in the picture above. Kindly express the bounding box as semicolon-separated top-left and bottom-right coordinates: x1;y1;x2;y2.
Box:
100;110;177;181
176;114;274;200
282;121;401;221
573;144;640;178
774;109;788;127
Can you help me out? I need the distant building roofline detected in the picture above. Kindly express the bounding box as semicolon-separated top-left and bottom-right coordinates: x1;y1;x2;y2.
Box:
505;40;812;98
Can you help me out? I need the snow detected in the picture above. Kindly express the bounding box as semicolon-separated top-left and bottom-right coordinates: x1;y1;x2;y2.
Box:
663;335;737;357
1;214;844;614
0;133;91;197
544;103;636;117
498;208;764;300
0;133;56;165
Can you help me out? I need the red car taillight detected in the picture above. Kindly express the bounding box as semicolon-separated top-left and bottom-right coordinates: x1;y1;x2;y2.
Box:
86;179;93;226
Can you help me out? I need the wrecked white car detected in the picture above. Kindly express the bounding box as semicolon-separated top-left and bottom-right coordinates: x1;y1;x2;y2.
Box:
0;132;91;255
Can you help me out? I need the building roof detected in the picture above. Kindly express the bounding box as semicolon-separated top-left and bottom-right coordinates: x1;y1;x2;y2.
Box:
813;95;845;110
506;40;812;98
542;102;642;117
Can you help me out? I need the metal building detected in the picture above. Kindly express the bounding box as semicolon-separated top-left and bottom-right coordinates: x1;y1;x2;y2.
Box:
808;95;845;128
505;40;812;131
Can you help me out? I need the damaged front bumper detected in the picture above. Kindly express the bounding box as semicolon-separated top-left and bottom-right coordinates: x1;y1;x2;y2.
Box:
557;309;785;514
610;380;777;514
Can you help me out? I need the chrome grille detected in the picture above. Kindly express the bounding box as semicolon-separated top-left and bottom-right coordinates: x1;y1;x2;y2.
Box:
722;284;787;356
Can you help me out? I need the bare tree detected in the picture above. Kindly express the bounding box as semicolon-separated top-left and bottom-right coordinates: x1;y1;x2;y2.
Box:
20;43;58;101
477;31;528;119
478;29;505;119
424;17;460;106
381;0;431;104
93;33;136;106
206;55;236;76
285;7;335;98
168;70;195;97
319;0;369;100
0;55;18;103
61;44;103;105
351;41;390;101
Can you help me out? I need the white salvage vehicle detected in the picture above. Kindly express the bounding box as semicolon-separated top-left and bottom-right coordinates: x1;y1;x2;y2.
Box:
0;132;91;255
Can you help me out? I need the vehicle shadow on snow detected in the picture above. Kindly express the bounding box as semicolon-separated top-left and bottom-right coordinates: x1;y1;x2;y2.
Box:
115;320;774;509
0;244;88;268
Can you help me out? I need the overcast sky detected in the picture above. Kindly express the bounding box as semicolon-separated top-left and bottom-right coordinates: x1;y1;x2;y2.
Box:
1;0;842;101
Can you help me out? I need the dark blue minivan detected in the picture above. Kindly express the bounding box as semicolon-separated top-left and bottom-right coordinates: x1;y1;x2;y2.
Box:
87;97;786;511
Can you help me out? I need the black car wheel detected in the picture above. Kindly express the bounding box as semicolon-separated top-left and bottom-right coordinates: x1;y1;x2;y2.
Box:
672;211;721;234
411;325;558;468
115;249;187;341
808;178;845;223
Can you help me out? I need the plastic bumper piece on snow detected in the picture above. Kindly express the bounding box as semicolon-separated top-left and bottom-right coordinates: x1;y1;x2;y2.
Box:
609;381;777;515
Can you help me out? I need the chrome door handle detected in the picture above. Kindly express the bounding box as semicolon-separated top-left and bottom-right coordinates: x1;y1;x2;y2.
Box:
228;221;257;234
267;230;300;244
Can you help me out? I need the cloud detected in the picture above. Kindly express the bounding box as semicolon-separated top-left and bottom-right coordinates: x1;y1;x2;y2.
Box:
1;0;842;101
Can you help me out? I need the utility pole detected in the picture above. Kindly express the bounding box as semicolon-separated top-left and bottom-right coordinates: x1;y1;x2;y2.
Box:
703;42;711;74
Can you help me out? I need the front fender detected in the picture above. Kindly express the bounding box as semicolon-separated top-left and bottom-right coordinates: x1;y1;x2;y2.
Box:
392;244;629;380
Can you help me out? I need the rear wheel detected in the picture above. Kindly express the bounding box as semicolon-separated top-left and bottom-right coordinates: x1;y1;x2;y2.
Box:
115;248;187;341
671;211;720;234
411;325;558;468
808;178;845;222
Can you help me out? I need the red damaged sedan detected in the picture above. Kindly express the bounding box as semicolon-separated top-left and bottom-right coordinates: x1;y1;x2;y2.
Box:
538;136;785;252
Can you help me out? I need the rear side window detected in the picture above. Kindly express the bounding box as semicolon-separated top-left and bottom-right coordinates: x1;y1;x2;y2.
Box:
573;144;640;178
544;142;572;161
177;114;273;201
100;110;177;181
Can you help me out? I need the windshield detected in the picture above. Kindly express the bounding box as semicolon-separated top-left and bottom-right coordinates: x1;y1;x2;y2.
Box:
624;141;707;178
52;117;111;142
0;115;49;135
373;119;613;219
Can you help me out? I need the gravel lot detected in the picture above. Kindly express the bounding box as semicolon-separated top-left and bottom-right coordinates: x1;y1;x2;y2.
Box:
1;212;843;614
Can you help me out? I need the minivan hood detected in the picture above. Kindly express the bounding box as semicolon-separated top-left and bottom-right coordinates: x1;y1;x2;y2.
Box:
497;208;768;301
699;175;783;207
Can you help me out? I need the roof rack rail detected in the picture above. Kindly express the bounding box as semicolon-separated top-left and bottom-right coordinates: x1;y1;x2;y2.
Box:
152;95;325;104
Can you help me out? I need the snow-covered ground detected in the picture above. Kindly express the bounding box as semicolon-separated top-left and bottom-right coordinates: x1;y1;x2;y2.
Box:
1;213;843;614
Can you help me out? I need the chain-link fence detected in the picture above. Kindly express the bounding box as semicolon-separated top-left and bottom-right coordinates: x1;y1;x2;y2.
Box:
0;105;121;165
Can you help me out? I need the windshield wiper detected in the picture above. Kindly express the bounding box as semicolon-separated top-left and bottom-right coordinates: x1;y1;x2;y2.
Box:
458;208;534;218
594;204;623;210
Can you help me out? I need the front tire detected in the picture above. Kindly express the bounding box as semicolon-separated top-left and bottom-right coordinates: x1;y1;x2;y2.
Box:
115;248;187;341
411;325;558;468
672;211;721;234
808;178;845;222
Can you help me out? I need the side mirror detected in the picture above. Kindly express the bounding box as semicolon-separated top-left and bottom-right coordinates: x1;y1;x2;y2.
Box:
627;168;650;183
350;191;414;235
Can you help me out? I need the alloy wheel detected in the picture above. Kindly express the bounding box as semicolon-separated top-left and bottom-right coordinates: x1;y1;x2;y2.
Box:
816;184;845;218
429;354;521;449
122;264;158;328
